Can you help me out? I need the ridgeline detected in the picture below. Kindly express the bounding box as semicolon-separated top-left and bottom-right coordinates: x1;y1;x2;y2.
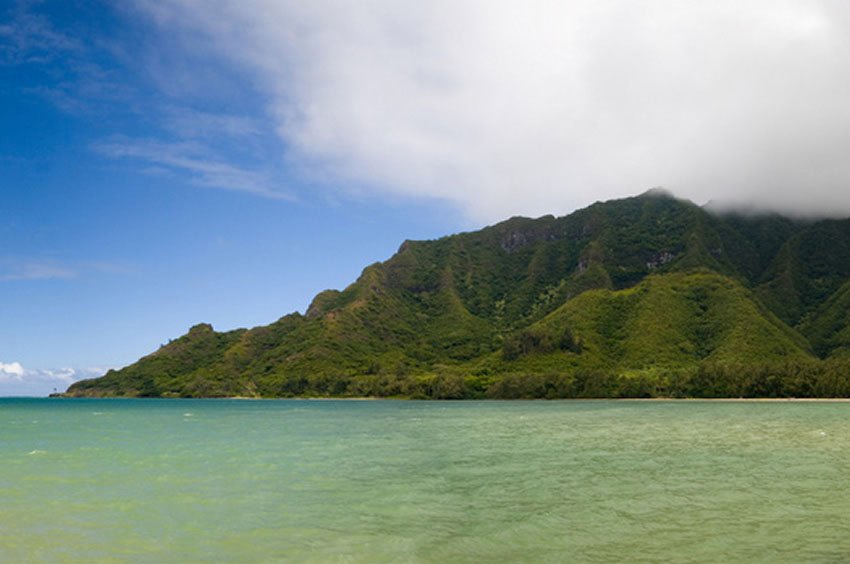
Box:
65;191;850;399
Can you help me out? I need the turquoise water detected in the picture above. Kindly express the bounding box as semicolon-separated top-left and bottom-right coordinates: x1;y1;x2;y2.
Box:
3;399;850;562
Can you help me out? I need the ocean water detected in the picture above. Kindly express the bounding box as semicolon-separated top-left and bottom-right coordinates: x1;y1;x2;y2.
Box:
2;399;850;563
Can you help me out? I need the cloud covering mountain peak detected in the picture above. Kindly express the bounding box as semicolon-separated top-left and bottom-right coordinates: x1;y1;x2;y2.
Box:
131;1;850;220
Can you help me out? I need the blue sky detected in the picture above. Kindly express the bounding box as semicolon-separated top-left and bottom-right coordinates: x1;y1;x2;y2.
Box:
3;1;850;394
0;1;469;395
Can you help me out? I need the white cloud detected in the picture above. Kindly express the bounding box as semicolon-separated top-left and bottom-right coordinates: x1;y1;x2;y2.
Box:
0;362;108;396
132;0;850;221
0;363;88;384
0;362;25;378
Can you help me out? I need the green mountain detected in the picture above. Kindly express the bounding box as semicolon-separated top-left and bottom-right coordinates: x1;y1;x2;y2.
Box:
65;191;850;399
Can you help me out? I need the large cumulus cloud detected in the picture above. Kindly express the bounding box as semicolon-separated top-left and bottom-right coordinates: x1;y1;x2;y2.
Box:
136;1;850;220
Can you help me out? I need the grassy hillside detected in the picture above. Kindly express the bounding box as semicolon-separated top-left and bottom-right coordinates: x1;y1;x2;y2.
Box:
65;191;850;398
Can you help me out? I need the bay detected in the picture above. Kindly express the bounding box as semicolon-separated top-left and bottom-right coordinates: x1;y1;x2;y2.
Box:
2;398;850;562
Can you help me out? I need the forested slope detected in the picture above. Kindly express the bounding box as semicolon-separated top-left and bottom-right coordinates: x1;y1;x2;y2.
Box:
65;191;850;398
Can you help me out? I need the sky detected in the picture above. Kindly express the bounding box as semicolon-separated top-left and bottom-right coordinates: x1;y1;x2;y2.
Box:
3;0;850;395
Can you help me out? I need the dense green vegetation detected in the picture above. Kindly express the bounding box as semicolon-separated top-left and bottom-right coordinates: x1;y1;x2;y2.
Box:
65;191;850;398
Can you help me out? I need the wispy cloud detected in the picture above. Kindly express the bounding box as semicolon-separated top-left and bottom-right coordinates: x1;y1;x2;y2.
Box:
0;259;134;282
163;107;263;139
95;138;293;200
3;4;133;115
0;8;82;65
0;261;76;281
6;4;294;203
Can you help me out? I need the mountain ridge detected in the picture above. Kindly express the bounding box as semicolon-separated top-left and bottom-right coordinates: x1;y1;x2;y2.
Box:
64;191;850;399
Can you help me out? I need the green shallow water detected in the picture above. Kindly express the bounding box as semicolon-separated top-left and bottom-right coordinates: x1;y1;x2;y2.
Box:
3;399;850;563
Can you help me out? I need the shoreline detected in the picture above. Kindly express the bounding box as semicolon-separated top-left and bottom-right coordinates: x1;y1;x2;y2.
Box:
43;395;850;402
